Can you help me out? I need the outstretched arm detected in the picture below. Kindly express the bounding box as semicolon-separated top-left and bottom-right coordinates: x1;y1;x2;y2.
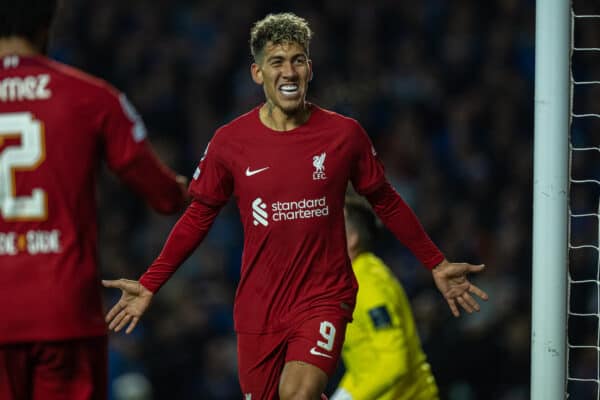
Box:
365;182;444;269
365;182;488;316
103;199;221;333
138;199;221;292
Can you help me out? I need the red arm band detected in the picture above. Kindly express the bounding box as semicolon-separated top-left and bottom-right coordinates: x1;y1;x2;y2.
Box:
118;144;187;214
139;199;220;292
365;182;445;269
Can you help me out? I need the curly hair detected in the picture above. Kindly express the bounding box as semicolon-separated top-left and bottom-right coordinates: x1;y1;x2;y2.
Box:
250;13;313;62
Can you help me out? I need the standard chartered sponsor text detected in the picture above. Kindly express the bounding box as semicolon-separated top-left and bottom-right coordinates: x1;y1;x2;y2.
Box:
271;196;329;221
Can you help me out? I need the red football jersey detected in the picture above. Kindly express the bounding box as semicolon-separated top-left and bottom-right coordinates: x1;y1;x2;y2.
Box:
189;105;386;333
0;55;182;343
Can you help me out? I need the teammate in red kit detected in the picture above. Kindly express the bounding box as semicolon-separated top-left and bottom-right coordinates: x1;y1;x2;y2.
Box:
104;12;488;400
0;2;188;399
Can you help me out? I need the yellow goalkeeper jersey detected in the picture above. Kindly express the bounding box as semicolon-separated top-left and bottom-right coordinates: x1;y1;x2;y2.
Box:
338;252;439;400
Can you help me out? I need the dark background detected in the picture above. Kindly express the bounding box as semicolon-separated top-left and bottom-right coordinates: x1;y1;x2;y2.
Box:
48;0;600;399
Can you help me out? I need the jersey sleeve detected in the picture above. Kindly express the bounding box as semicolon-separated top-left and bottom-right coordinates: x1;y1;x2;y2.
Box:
98;88;149;171
188;134;233;207
366;183;444;269
139;200;221;293
350;122;386;195
97;87;186;213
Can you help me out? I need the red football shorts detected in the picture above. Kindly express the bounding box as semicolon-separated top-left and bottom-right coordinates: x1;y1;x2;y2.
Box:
0;336;107;400
237;312;348;399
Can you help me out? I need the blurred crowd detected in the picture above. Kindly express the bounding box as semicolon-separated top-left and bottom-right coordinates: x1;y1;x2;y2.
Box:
47;0;600;399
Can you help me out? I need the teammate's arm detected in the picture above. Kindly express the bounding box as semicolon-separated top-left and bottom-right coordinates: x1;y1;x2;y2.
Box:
115;145;189;214
101;90;188;214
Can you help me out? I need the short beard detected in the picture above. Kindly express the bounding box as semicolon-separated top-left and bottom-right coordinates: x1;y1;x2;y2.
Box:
279;100;306;116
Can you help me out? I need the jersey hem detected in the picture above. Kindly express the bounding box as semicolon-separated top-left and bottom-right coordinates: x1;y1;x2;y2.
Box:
234;301;355;334
0;330;107;345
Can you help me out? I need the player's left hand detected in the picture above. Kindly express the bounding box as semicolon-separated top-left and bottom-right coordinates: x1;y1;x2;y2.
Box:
432;259;488;317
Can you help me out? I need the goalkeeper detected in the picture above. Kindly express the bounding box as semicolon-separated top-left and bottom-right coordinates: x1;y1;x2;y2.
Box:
332;197;440;400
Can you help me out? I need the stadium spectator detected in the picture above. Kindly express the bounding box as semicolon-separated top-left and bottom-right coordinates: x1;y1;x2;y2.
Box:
0;1;188;399
103;12;487;400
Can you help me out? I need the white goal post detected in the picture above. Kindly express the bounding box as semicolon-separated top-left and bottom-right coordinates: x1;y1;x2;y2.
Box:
531;0;570;399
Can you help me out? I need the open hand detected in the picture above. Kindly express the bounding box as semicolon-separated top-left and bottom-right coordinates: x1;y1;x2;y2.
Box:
102;279;153;334
432;260;488;317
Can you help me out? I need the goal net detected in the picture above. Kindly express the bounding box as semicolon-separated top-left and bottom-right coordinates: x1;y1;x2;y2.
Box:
567;2;600;398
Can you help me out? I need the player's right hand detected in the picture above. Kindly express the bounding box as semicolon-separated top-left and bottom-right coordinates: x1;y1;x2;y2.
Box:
176;174;191;204
102;279;153;334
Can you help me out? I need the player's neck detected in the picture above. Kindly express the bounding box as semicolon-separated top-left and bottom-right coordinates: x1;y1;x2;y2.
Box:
0;37;40;57
259;102;311;132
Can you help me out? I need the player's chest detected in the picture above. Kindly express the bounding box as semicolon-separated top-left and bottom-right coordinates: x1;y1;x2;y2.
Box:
229;135;352;196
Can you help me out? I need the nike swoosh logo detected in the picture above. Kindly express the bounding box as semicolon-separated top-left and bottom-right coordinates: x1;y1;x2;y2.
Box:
309;347;333;359
245;166;270;176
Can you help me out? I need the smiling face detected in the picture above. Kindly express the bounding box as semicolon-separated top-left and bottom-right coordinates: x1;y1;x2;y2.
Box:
251;41;312;116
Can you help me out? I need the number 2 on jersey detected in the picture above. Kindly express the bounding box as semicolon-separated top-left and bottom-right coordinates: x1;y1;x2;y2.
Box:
0;112;47;221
